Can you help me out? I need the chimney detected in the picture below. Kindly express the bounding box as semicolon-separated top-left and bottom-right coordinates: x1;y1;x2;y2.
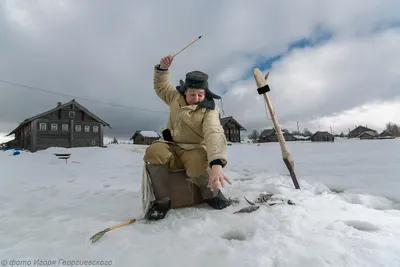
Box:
57;102;62;107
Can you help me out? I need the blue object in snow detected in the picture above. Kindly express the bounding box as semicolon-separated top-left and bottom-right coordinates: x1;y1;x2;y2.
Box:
4;147;22;152
13;151;20;156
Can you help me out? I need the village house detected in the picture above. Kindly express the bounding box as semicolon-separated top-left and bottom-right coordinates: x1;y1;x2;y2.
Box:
5;99;110;152
359;131;380;140
258;128;296;143
348;125;377;138
130;130;161;145
379;130;395;139
310;131;335;142
220;116;246;143
358;130;395;140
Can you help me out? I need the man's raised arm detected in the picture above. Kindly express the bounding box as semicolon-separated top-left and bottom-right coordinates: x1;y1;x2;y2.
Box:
153;55;180;106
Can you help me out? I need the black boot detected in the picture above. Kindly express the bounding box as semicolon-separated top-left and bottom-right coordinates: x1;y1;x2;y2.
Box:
193;173;232;210
145;164;171;220
145;199;171;220
204;190;232;210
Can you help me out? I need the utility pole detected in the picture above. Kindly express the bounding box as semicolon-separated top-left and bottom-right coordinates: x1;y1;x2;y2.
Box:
297;121;300;134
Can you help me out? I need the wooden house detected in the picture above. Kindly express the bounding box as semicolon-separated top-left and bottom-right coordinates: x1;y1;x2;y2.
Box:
220;116;246;143
358;131;379;140
310;131;334;142
348;125;377;138
5;99;110;152
130;130;161;145
379;130;395;139
258;128;296;143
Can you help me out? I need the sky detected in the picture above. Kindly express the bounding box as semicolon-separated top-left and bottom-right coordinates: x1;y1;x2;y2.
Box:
1;0;400;143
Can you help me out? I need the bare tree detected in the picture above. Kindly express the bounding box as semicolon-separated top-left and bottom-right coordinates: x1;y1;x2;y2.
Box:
303;128;312;136
385;122;399;137
248;129;260;140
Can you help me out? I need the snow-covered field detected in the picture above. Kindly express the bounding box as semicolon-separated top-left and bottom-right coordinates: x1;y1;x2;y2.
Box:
1;139;400;267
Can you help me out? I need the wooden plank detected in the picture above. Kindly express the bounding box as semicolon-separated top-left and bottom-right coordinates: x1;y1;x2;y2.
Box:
99;124;104;147
70;119;74;148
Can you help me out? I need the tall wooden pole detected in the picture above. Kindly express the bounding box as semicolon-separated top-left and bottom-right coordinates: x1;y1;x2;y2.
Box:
252;69;300;189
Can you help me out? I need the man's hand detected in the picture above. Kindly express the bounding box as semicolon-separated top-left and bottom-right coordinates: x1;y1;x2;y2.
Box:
207;165;232;191
160;55;173;69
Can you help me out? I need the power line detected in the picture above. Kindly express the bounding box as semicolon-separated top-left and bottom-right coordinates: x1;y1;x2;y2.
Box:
0;78;166;113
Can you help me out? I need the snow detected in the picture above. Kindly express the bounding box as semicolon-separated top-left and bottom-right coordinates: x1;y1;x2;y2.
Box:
139;130;160;138
1;139;400;266
293;134;310;140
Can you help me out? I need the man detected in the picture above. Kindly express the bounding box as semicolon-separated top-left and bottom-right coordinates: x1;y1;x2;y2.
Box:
143;55;232;220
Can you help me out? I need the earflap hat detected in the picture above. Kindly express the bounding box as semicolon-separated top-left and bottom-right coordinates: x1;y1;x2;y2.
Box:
176;70;221;110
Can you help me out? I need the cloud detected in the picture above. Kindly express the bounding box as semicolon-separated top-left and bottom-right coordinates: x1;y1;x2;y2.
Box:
1;0;400;141
309;97;400;133
220;27;400;133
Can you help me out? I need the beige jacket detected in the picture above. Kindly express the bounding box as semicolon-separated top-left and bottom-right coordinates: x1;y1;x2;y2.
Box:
153;65;228;166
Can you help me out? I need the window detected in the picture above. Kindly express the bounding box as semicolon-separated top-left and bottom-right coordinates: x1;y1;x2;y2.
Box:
75;125;81;132
62;124;69;131
69;111;75;118
84;125;90;132
51;124;58;131
91;140;96;145
93;126;99;133
39;123;46;131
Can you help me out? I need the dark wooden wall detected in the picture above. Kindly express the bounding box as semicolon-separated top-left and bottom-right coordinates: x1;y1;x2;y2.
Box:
15;104;104;152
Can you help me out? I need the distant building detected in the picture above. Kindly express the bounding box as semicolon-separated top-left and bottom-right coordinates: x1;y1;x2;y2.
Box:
6;99;110;152
258;128;296;143
348;125;377;138
130;130;160;145
310;131;334;142
379;130;395;139
359;131;379;140
220;116;246;143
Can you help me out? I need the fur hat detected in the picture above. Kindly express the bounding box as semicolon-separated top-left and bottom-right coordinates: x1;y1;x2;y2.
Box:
176;70;221;110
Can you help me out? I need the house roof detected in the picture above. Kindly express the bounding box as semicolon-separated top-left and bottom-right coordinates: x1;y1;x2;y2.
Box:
220;116;246;131
7;99;110;136
359;131;379;137
349;125;376;133
260;129;275;137
259;128;290;137
131;130;160;140
380;130;393;136
311;131;333;137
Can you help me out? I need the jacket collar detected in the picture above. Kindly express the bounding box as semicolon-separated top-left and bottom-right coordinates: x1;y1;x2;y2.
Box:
177;96;188;107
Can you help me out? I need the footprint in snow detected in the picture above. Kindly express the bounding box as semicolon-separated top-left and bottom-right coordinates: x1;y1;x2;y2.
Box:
343;220;380;232
221;229;254;241
236;177;254;181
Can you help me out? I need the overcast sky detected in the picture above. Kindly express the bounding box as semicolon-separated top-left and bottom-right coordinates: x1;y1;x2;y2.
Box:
1;0;400;143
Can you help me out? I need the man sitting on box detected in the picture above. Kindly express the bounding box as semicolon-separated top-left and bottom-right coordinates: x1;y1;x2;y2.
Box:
142;55;233;220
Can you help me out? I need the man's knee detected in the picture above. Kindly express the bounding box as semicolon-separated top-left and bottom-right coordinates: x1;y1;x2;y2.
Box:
143;142;173;165
186;166;208;178
184;150;209;178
